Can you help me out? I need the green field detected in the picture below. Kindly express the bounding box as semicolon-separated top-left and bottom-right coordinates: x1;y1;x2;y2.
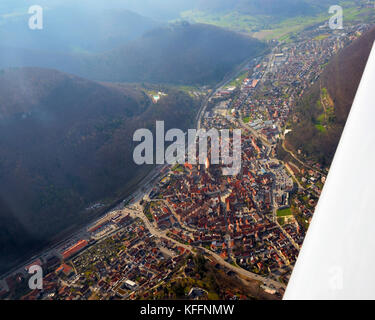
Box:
180;10;265;34
172;164;184;172
314;34;330;41
180;2;375;41
277;208;293;217
315;124;327;133
228;70;249;88
314;87;335;133
181;9;331;41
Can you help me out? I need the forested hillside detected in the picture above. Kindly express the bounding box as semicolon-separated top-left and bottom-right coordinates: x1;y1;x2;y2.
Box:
0;67;199;273
0;23;267;85
285;26;375;166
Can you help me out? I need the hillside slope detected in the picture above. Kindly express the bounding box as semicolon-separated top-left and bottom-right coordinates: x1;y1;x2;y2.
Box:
0;5;160;53
286;26;375;166
0;67;199;274
0;23;267;85
91;23;267;84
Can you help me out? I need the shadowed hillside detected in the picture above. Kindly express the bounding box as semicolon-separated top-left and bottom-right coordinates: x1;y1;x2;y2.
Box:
0;197;39;274
0;67;199;274
0;23;267;85
286;26;375;166
91;23;267;84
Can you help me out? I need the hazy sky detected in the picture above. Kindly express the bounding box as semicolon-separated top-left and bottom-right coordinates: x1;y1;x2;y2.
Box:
0;0;199;20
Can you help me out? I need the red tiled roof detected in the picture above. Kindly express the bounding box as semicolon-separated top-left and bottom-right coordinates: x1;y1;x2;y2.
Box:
62;240;88;259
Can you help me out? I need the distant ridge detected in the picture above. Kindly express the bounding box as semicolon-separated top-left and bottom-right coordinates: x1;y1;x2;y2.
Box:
0;23;267;85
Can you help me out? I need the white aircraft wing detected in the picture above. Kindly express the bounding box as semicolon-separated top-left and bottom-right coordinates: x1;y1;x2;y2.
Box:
284;41;375;300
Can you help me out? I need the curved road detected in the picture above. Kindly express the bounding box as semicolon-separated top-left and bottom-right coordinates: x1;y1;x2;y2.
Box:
132;203;285;290
282;139;325;176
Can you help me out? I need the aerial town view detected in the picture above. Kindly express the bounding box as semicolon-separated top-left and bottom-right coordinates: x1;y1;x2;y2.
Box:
0;0;375;305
